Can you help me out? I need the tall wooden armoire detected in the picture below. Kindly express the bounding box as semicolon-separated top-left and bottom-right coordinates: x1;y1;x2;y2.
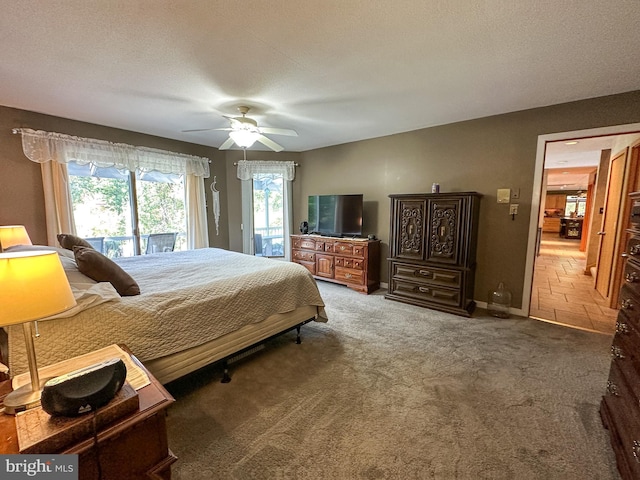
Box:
386;192;481;317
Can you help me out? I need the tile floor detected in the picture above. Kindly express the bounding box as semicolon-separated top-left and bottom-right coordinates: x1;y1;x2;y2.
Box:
530;233;618;335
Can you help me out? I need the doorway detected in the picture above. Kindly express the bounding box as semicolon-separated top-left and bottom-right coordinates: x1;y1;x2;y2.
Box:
524;123;640;333
238;161;295;259
251;173;285;257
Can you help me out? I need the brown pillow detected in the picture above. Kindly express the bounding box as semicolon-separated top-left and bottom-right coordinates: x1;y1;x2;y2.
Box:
73;246;140;296
58;233;93;251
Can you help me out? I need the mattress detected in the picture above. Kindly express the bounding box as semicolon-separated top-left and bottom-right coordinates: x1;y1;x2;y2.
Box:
6;248;327;380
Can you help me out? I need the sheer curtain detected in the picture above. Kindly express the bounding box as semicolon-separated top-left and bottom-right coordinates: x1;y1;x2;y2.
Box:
40;157;76;246
15;128;211;248
236;160;296;260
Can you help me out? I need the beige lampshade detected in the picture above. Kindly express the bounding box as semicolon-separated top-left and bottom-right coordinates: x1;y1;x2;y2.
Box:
0;225;33;250
0;251;76;327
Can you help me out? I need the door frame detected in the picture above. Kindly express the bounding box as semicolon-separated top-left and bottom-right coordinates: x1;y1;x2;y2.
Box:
523;123;640;317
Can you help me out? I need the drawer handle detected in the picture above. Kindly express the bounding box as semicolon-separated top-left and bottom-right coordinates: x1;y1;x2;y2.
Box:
616;321;629;334
606;381;619;396
631;244;640;256
622;298;634;310
611;345;624;359
633;441;640;463
345;273;352;279
418;286;430;293
340;246;346;251
626;272;639;283
418;269;432;277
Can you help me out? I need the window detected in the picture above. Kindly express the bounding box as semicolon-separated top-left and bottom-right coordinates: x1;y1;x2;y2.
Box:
237;160;296;260
252;173;284;257
564;195;587;218
68;162;186;257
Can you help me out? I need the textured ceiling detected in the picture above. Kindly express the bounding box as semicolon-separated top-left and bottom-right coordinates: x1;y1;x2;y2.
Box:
1;1;639;154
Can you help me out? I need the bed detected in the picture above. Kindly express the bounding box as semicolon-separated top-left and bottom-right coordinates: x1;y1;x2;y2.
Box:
2;247;327;385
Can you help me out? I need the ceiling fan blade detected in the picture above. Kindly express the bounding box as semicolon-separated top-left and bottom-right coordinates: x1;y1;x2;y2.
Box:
219;137;235;150
213;128;233;131
256;135;284;152
259;127;298;137
182;128;215;133
223;115;243;126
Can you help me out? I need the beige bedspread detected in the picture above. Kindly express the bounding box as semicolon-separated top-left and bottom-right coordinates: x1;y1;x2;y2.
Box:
6;248;327;377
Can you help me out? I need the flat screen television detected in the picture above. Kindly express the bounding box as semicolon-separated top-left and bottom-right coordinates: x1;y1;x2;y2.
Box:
308;194;363;237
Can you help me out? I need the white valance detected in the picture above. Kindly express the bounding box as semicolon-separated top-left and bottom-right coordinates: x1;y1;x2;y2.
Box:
236;160;296;181
14;128;210;178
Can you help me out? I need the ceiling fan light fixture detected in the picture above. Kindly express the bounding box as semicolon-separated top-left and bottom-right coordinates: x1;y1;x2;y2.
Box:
229;130;259;148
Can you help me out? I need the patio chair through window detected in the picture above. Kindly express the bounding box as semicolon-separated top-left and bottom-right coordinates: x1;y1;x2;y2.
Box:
145;233;177;254
84;237;105;253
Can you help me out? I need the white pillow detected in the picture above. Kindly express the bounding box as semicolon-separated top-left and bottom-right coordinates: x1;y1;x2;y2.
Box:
5;244;96;286
4;244;75;259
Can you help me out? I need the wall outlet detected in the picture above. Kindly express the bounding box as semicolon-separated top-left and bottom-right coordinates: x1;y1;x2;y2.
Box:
509;204;519;215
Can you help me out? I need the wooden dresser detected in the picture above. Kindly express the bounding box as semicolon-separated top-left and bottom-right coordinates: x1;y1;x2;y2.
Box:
291;234;380;294
385;192;481;317
601;191;640;479
0;347;176;480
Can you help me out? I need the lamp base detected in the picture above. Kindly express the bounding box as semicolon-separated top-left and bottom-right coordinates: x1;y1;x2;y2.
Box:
3;378;51;415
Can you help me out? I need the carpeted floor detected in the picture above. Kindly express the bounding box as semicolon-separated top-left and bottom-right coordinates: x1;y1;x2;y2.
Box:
164;281;621;479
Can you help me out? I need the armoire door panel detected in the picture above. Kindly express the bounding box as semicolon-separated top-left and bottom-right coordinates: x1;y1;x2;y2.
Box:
396;199;426;260
426;197;463;265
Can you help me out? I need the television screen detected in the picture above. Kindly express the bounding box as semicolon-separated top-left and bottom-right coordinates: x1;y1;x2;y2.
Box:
308;194;363;237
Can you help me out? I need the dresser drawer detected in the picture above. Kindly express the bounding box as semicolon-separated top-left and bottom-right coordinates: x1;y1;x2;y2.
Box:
390;278;461;308
335;257;365;270
391;262;461;289
335;267;364;285
608;341;640;408
624;260;640;298
614;308;640;359
299;238;316;250
292;250;315;262
353;244;366;257
620;284;640;327
601;380;640;479
334;242;354;256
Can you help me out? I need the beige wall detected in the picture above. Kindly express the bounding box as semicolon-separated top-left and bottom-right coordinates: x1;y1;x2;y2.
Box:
0;105;228;249
3;90;640;311
296;91;640;309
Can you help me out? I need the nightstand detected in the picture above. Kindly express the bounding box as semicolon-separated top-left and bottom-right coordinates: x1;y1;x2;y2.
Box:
0;345;176;479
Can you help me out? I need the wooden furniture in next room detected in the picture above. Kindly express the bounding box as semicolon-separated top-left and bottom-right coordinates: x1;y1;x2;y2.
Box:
291;234;381;294
601;191;640;480
386;192;481;317
0;345;176;480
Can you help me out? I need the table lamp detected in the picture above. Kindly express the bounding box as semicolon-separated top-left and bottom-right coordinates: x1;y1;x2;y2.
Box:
0;225;33;252
0;250;76;414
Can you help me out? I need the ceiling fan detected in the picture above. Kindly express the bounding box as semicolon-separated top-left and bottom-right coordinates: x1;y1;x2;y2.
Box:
182;106;297;152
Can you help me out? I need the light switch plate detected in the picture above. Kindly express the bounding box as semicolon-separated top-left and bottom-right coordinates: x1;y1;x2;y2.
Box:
497;189;511;203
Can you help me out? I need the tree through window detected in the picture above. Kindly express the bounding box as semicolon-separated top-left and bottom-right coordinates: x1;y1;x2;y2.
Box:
69;162;186;257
